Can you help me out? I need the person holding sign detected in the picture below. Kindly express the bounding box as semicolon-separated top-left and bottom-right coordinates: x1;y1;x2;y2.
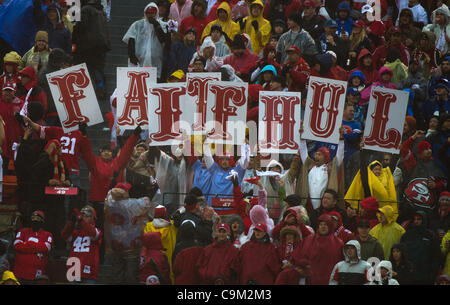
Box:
298;120;345;212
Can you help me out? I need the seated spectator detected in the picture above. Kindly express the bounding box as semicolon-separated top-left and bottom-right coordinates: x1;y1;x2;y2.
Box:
208;24;231;59
389;243;415;285
188;37;224;72
329;211;356;244
201;2;240;43
355;218;385;261
335;1;354;37
372;26;409;70
371;260;399;285
223;34;260;81
21;31;51;74
423;5;450;56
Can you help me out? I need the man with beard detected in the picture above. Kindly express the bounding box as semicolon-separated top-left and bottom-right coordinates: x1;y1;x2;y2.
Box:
12;211;53;285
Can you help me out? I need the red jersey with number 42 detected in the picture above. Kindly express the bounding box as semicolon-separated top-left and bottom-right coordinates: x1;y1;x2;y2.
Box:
40;126;87;175
62;221;102;280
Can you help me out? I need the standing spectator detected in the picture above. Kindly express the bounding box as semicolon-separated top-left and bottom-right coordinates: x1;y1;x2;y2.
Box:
389;243;415;285
369;205;406;260
13;211;53;285
275;258;311;285
372;27;410;70
355;218;385;261
21;31;51;75
398;58;427;107
329;240;371;285
104;184;156;284
139;232;171;285
301;0;325;41
223;34;260;81
167;27;197;75
207;24;231;59
407;0;429;26
423;79;450;124
371;260;400;285
263;0;303;26
15;66;48;117
33;1;72;54
178;0;208;46
398;8;423;46
58;0;74;36
400;211;442;284
423;5;450;55
196;223;240;284
238;222;281;285
169;0;192;24
342;102;362;165
276;13;317;64
80;125;141;235
280;45;311;93
346;20;373;71
349;48;378;87
335;1;354;36
188;36;224;72
276;225;302;269
0;51;21;90
123;3;167;80
61;205;102;284
240;0;271;55
329;211;355;244
292;214;344;285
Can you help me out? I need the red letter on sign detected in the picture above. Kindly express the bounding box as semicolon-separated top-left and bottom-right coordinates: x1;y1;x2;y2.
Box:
150;86;186;142
309;82;345;138
364;90;401;149
118;71;149;126
260;95;300;150
187;76;219;133
48;68;90;128
208;85;246;141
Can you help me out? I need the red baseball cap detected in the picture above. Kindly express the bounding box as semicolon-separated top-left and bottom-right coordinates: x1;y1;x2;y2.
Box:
286;45;301;55
217;223;230;232
32;210;45;221
254;222;267;233
114;182;132;192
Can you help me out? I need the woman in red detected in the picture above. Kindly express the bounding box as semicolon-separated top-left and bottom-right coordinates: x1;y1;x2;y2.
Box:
196;223;240;284
292;214;344;285
238;222;281;285
139;232;171;285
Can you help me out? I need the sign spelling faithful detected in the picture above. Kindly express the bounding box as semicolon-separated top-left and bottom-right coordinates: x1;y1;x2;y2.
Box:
116;67;157;130
185;73;221;134
46;63;103;133
363;87;409;154
205;81;248;145
302;76;347;144
258;91;301;154
147;82;191;146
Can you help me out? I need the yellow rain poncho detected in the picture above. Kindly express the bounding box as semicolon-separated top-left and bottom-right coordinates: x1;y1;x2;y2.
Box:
201;2;240;43
0;270;20;285
144;219;178;283
369;205;405;259
345;160;398;215
241;0;271;55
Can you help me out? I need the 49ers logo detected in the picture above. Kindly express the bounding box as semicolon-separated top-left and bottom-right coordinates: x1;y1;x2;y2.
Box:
404;178;435;209
48;68;90;128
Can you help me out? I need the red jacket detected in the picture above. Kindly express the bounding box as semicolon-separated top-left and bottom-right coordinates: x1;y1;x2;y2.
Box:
223;49;260;76
292;214;344;285
349;48;379;86
15;66;48;116
238;238;281;285
232;185;253;235
173;246;204;285
207;0;238;21
284;58;311;92
179;15;209;45
139;232;171;284
372;43;409;70
61;219;102;280
196;239;240;284
81;134;138;202
13;228;53;280
275;267;311;285
0;96;24;160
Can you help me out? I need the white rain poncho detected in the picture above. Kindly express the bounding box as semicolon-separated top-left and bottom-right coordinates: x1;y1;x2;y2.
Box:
122;2;166;78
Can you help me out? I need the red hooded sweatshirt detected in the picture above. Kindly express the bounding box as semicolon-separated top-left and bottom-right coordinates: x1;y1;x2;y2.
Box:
292;214;344;285
81;134;138;202
196;238;240;284
223;48;260;75
349;48;378;86
328;211;355;244
173;246;204;285
139;232;171;284
16;66;48;115
238;232;281;285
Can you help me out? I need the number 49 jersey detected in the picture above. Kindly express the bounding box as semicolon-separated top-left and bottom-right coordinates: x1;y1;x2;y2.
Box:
67;226;102;280
40;126;87;176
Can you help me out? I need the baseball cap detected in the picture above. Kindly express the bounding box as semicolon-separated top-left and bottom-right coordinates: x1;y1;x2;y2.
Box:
114;182;132;192
32;210;45;221
254;222;267;233
361;4;374;14
217;223;230;232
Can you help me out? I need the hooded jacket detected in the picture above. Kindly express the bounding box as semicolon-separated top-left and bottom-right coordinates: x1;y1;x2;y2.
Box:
188;36;224;72
360;66;397;105
423;6;450;55
276;225;301;264
389;242;415;285
335;2;354;36
0;51;21;90
139;232;171;284
241;0;271;55
15;66;48;116
0;270;20;285
369;205;405;259
292;214;344;285
272;207;313;243
400;210;441;284
238;231;281;285
169;0;193;24
196;238;240;284
223;44;260;76
202;2;240;42
329;211;355;244
349;48;378;86
371;260;399;285
329;240;371;285
441;230;450;276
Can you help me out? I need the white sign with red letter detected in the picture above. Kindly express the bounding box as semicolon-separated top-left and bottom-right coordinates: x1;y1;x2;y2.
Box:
147;82;191;146
258;91;301;154
185;73;221;134
46;63;103;133
116;67;157;130
302;76;347;144
205;81;248;145
363;86;409;154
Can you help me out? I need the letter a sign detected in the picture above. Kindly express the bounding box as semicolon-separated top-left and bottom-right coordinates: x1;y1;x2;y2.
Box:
46;63;103;133
363;87;409;154
302;77;347;144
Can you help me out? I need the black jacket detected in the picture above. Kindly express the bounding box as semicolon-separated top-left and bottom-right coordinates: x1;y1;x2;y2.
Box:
172;210;213;247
